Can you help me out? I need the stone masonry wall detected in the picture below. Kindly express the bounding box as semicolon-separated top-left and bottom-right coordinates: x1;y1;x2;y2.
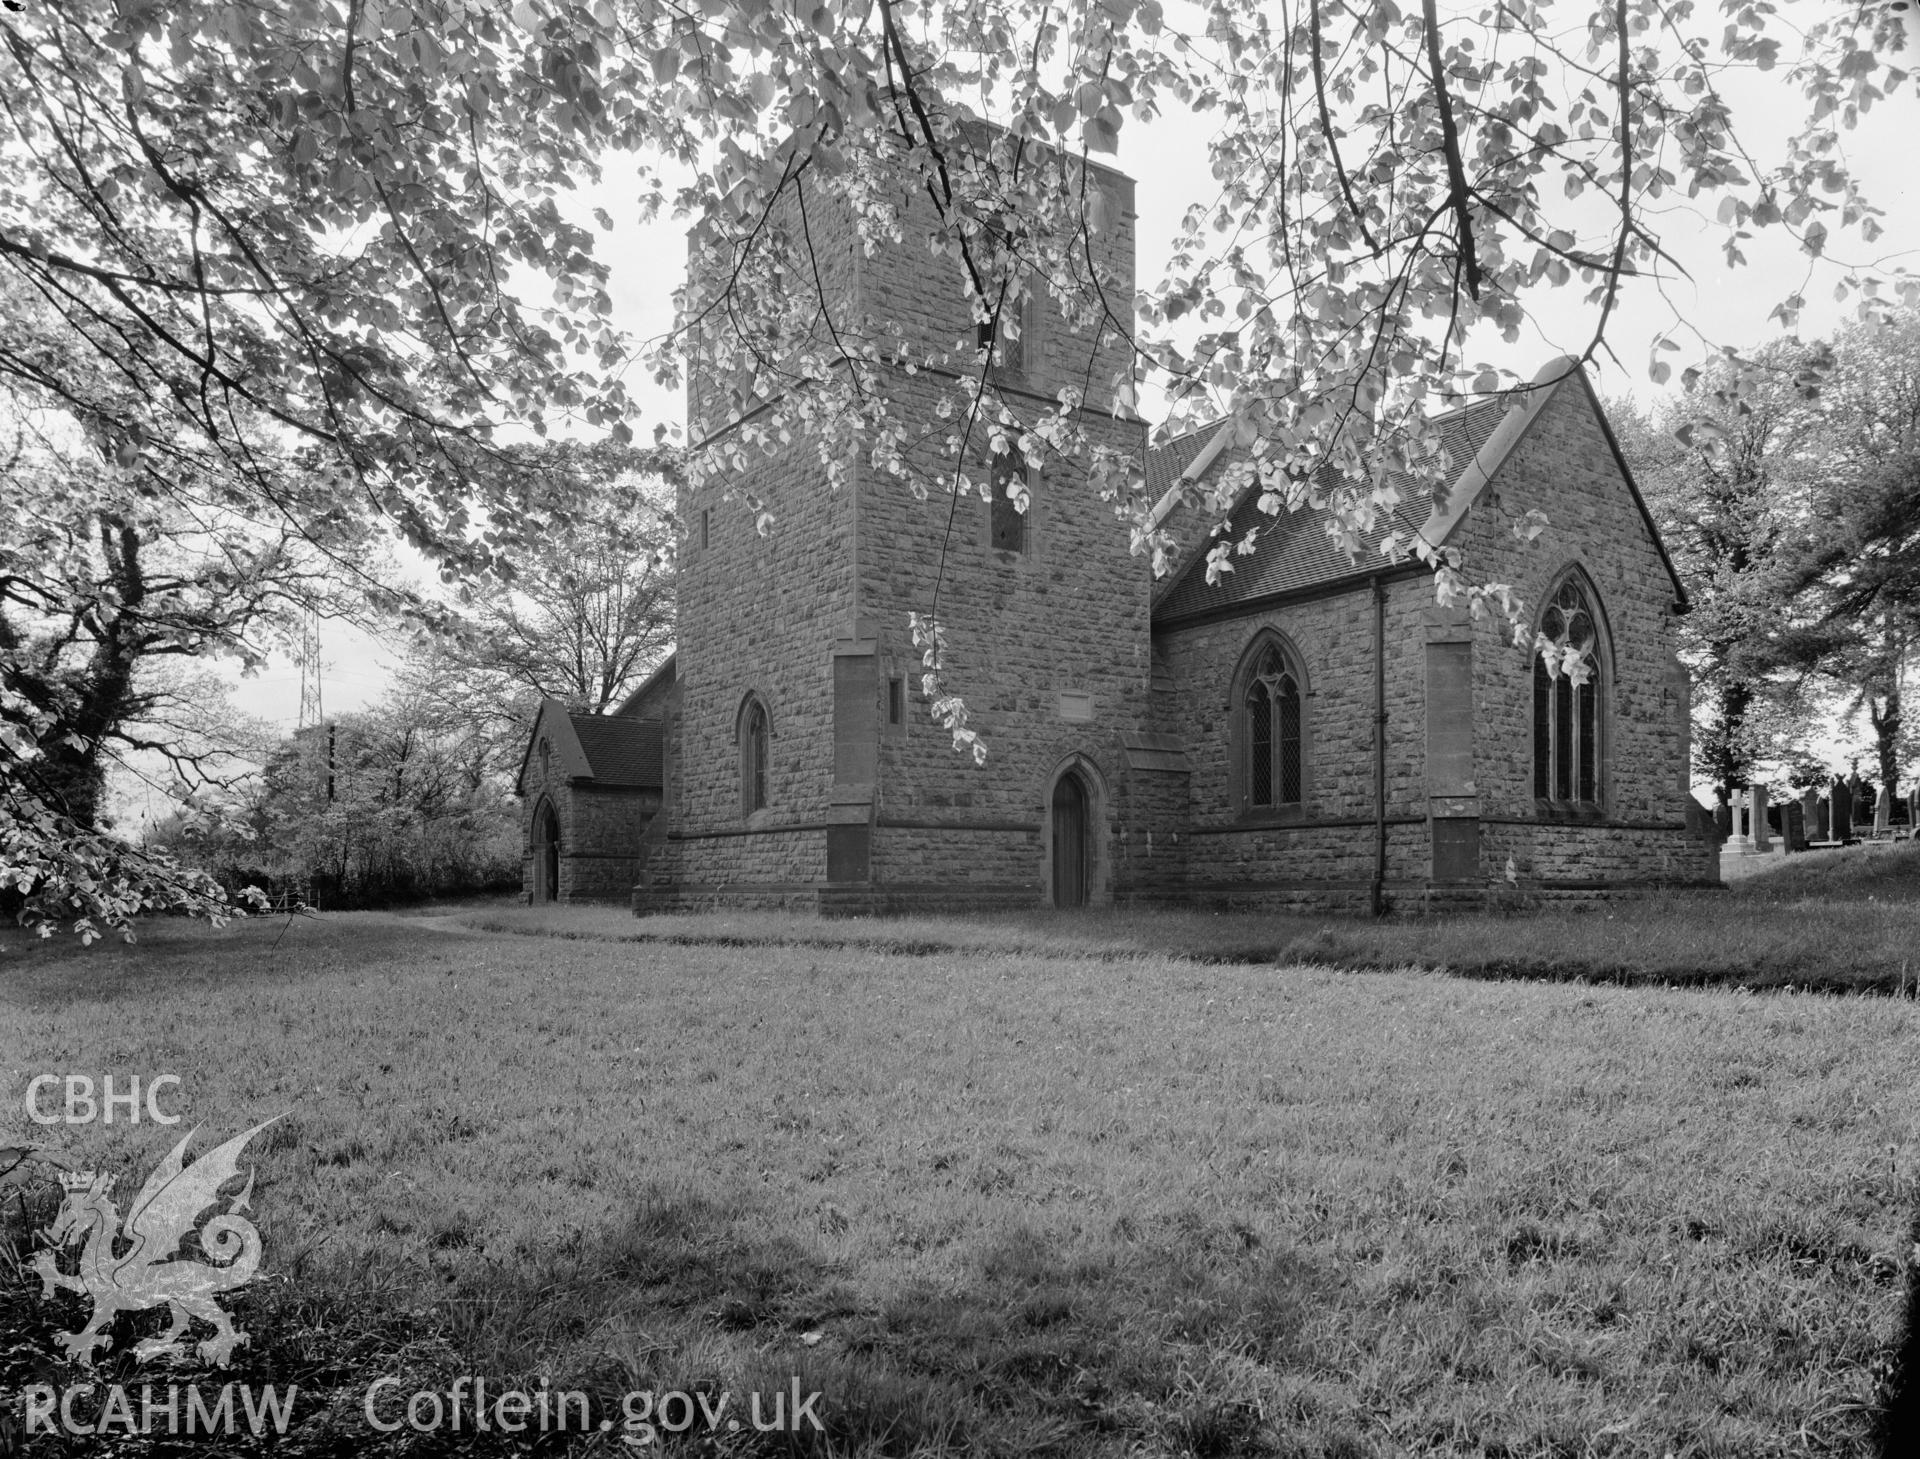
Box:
619;667;675;721
635;690;684;897
668;179;861;899
652;132;1706;910
1481;821;1710;888
641;827;829;908
684;172;860;441
1116;764;1192;902
851;152;1151;905
849;143;1138;417
671;424;851;894
559;787;661;901
520;753;558;902
857;404;1153;901
1454;375;1712;885
520;751;658;904
1152;573;1435;896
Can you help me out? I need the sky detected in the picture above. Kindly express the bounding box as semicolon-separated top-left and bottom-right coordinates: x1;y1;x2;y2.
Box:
224;6;1920;787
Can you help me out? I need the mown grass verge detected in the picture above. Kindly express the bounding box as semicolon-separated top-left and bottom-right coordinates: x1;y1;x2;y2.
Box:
451;839;1920;997
4;912;1918;1455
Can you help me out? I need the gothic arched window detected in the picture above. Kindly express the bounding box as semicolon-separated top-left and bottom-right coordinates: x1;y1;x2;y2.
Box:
740;696;770;815
1243;644;1304;809
1533;574;1607;807
989;445;1028;556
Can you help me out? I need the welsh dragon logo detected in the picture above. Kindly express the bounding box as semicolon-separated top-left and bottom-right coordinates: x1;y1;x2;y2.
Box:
30;1121;277;1366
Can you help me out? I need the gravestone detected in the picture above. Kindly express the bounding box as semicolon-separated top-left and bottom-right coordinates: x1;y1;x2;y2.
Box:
1725;786;1769;855
1684;796;1724;883
1725;791;1754;855
1785;800;1805;853
1831;777;1853;842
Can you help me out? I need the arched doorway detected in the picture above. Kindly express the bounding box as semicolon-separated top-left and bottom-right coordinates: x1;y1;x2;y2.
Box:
1051;772;1090;908
532;799;560;903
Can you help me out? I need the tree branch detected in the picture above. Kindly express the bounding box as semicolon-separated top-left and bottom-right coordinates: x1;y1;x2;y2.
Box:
1421;0;1481;301
1311;0;1379;254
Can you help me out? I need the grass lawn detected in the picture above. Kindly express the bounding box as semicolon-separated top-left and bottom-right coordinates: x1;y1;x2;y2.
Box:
451;837;1920;996
3;889;1918;1456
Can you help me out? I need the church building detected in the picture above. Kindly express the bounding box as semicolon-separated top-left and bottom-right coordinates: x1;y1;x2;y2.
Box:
518;146;1717;912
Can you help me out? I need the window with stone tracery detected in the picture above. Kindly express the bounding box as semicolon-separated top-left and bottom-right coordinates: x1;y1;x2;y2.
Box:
1533;574;1606;807
1243;645;1303;809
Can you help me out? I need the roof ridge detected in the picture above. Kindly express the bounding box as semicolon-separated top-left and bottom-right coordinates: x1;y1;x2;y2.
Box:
1421;393;1508;428
1148;390;1509;458
1148;417;1226;451
1150;385;1526;622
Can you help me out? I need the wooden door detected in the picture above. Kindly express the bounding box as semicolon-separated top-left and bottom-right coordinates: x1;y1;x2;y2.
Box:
1052;774;1088;908
533;802;559;902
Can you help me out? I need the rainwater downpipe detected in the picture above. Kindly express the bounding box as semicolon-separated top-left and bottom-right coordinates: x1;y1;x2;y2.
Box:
1371;574;1387;917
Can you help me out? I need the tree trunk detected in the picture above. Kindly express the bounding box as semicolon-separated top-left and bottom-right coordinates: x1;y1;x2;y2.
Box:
4;515;151;829
1871;684;1901;808
1707;675;1753;807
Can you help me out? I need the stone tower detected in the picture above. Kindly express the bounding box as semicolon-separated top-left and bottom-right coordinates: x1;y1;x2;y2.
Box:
647;135;1157;912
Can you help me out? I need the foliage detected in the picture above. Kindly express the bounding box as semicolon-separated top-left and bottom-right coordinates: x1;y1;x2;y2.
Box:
1;423;347;813
0;0;644;936
2;0;1913;926
0;778;263;943
0;301;359;939
1613;343;1829;800
415;441;677;780
1776;312;1920;797
155;686;521;909
1621;310;1920;800
653;0;1915;754
0;0;634;556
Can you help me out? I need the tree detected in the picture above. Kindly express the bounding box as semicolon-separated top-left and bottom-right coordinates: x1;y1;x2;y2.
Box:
0;345;351;936
648;0;1914;753
1625;314;1920;806
1613;342;1828;804
165;685;523;909
0;0;635;935
417;442;677;781
2;0;1911;932
1775;312;1920;803
0;428;352;824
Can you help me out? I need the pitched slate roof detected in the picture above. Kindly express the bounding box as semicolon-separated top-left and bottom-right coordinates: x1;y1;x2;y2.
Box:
1143;424;1233;569
1146;354;1699;624
613;652;677;718
568;714;663;788
516;697;665;795
1145;424;1222;500
1152;396;1510;622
